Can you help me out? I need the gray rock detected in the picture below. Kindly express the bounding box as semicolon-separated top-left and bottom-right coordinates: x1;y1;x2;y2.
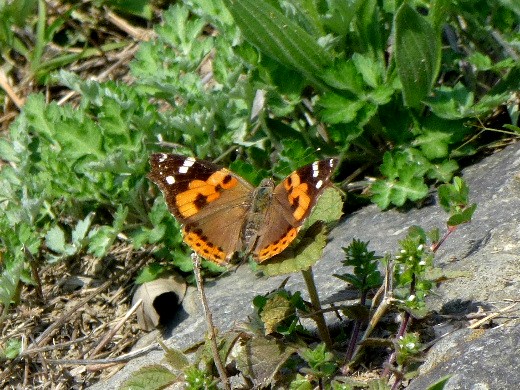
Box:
407;324;520;390
91;143;520;389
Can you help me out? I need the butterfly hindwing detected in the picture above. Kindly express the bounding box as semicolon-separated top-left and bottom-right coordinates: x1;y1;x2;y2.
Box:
149;154;338;264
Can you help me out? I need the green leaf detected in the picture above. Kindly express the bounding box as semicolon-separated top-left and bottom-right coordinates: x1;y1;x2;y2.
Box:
222;0;333;87
0;138;19;163
87;206;128;258
371;150;430;208
305;186;343;228
319;93;366;124
413;130;452;160
320;60;365;93
260;293;295;334
322;0;364;36
160;342;190;371
0;259;23;315
71;212;94;245
426;84;474;119
289;374;313;390
395;3;440;107
106;0;153;19
425;375;451;390
45;226;66;253
120;364;176;390
135;263;166;284
352;53;383;89
427;160;458;182
447;203;477;227
0;338;22;359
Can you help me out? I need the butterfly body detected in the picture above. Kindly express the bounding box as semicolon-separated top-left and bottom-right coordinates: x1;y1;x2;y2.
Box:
148;153;338;264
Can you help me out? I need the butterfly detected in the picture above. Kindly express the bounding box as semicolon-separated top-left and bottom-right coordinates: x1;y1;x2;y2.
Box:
148;153;338;264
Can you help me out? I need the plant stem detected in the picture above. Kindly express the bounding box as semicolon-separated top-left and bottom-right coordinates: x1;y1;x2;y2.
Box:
301;267;332;349
192;254;230;390
343;291;367;366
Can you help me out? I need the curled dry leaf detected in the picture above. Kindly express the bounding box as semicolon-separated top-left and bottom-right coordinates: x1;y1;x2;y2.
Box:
132;273;187;331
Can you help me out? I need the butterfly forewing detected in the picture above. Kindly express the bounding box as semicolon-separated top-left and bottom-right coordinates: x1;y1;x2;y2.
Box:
148;154;339;264
148;153;254;263
252;158;338;262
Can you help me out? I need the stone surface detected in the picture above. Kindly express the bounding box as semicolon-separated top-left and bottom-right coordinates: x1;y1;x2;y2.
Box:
407;324;520;390
91;143;520;389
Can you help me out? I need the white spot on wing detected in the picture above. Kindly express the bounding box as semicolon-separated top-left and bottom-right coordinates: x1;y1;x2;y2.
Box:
312;161;319;177
166;175;175;184
158;153;167;162
179;166;189;174
183;157;196;167
316;179;323;189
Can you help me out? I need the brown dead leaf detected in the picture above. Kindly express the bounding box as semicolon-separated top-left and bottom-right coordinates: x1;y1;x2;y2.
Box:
132;273;187;331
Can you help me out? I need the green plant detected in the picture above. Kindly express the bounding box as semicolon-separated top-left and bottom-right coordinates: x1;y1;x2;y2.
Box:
0;0;512;385
0;0;131;83
253;289;308;336
298;343;338;383
122;174;473;388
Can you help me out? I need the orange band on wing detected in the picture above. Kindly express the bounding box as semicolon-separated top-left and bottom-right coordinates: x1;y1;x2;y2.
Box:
256;227;299;262
284;173;311;221
183;227;227;264
207;171;238;189
175;172;238;218
288;184;310;221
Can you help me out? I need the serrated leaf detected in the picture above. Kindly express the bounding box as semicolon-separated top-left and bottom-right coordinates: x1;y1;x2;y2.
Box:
289;374;313;390
319;93;365;124
305;187;343;228
160;342;190;371
320;60;365;93
120;364;176;390
414;130;452;159
395;3;440;107
260;294;294;335
447;203;477;227
352;53;382;89
370;180;393;209
234;334;297;386
427;160;458;182
427;84;475;119
87;226;115;258
135;263;166;285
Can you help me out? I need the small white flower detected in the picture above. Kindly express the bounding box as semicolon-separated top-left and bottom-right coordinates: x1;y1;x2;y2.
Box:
417;244;424;251
408;295;416;301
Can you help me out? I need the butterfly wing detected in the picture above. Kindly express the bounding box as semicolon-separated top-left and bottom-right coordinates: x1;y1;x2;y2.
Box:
148;153;254;264
252;158;338;262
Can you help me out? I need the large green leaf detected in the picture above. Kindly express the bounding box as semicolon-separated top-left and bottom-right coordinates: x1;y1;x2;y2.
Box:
222;0;333;88
395;3;441;108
